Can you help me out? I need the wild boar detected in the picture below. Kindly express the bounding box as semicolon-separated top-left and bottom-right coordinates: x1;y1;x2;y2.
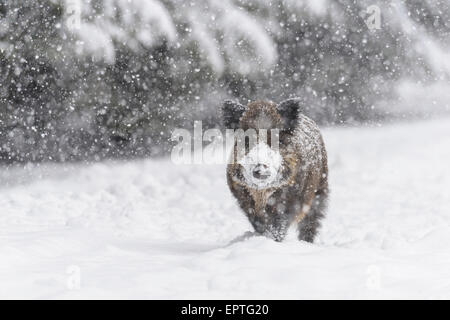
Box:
223;99;329;242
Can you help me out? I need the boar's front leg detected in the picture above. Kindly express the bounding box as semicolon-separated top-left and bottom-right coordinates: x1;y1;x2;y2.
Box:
263;214;290;242
247;208;290;242
297;190;328;243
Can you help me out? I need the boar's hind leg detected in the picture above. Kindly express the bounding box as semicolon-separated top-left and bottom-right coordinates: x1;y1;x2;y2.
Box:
298;190;328;243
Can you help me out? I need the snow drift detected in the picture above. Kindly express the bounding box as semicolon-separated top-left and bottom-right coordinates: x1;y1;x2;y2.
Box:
1;117;450;299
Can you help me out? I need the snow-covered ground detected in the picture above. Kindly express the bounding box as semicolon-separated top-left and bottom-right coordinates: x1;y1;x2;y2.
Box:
1;117;450;299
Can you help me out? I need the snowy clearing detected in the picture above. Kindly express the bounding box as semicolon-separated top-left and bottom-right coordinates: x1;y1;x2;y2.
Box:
1;117;450;299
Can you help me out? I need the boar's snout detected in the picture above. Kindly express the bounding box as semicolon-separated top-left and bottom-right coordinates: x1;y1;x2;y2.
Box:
252;163;270;180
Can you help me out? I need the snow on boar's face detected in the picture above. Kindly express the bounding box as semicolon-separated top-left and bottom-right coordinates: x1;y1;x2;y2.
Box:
223;99;301;191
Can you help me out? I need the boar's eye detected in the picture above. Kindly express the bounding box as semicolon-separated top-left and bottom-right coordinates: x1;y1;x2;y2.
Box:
278;130;291;144
245;137;250;153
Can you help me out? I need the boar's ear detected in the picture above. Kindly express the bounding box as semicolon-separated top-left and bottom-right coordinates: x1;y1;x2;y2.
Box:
222;100;246;129
277;98;302;132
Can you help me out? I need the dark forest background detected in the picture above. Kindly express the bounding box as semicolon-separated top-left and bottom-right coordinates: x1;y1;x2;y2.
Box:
1;0;449;163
